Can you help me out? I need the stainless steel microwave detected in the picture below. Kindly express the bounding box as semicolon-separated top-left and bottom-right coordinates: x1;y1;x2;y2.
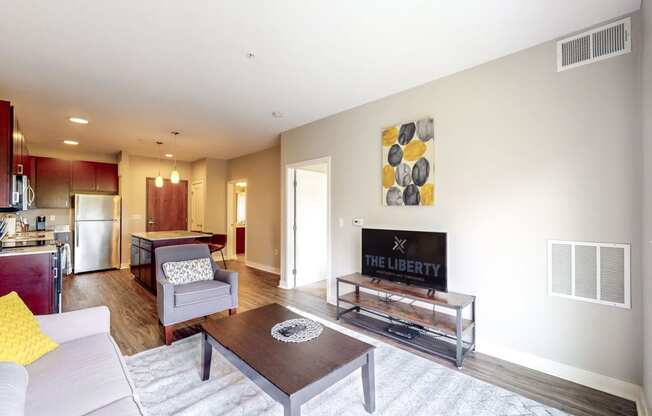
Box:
11;174;34;211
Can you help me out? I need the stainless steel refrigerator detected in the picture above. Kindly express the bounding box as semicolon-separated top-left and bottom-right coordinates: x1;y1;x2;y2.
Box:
73;194;121;273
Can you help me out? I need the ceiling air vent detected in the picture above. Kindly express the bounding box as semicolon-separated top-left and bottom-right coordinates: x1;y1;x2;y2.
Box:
557;17;631;72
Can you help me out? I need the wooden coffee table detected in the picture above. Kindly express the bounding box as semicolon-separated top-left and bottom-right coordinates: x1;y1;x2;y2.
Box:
201;303;375;416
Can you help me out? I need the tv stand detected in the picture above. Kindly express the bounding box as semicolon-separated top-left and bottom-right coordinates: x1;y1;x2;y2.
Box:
336;273;476;368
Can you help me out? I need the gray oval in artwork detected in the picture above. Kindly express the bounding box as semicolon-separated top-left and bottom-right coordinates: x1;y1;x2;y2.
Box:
386;187;403;206
416;118;434;142
403;184;420;205
411;157;430;186
387;144;403;166
398;122;416;145
394;163;412;186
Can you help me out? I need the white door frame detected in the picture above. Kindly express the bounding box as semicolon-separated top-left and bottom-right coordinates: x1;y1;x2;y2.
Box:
283;157;331;300
226;178;247;262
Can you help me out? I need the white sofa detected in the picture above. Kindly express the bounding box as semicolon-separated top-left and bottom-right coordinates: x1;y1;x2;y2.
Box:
0;306;142;416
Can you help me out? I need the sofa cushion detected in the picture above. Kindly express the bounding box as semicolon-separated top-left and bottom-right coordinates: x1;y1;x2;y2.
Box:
0;291;58;365
25;333;136;416
0;362;27;416
82;397;142;416
174;280;231;307
163;257;214;285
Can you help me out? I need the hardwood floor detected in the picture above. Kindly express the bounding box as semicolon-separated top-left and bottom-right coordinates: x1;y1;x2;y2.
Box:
63;260;637;416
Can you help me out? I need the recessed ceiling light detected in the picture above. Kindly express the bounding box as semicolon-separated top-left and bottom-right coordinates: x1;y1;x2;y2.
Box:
246;51;255;59
272;111;283;118
68;117;88;124
165;154;173;158
63;140;79;145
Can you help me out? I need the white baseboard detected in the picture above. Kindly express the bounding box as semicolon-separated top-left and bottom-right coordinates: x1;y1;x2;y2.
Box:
245;260;280;275
478;341;645;408
278;279;293;290
120;263;130;270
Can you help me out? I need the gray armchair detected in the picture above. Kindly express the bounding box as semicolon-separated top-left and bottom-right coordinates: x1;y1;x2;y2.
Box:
155;244;238;345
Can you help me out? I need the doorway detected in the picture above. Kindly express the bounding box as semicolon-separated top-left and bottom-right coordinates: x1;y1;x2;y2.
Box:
226;179;247;262
146;178;188;231
285;158;330;299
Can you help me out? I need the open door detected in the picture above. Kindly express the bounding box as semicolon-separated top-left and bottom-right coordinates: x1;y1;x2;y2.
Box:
291;164;329;287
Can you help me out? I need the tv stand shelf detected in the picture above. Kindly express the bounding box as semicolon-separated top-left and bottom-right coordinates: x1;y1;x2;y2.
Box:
336;273;476;368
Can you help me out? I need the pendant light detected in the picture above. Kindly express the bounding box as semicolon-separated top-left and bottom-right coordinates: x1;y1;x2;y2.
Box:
170;131;180;184
155;141;164;188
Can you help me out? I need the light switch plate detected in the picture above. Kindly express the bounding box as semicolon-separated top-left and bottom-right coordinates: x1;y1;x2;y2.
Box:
352;218;364;227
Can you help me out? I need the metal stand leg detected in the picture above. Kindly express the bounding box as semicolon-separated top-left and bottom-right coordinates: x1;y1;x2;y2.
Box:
471;300;476;352
336;279;340;320
201;333;213;381
219;249;227;269
284;399;301;416
362;350;376;413
455;309;463;368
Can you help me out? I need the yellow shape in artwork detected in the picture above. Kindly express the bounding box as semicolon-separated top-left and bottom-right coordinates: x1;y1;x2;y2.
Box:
382;127;398;146
420;183;434;205
382;165;395;188
403;139;427;161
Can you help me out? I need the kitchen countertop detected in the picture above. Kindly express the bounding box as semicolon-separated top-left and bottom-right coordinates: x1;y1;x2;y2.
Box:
131;231;212;241
0;245;57;257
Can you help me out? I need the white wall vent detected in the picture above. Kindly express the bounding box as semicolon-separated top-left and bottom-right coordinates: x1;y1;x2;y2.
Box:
547;240;630;308
557;17;631;72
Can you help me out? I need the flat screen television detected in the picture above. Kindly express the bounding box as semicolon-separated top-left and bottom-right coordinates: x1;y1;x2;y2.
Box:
361;228;447;292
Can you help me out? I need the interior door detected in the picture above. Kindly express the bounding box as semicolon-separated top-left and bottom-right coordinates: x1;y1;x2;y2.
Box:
190;181;204;231
294;168;328;287
146;178;188;231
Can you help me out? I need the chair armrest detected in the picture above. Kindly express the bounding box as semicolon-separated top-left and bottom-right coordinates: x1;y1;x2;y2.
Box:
156;273;175;326
36;306;110;344
214;269;238;307
0;362;27;416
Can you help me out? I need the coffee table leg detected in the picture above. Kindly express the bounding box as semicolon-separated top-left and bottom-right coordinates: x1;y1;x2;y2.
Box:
361;350;375;413
201;333;212;381
284;399;300;416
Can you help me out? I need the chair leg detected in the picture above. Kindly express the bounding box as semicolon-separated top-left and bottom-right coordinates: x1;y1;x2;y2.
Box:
163;325;174;345
229;308;237;316
220;249;228;269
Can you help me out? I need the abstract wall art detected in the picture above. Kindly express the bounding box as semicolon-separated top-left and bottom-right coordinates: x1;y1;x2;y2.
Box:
382;117;434;206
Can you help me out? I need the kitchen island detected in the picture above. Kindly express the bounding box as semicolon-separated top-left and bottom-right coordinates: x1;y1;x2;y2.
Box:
130;230;212;293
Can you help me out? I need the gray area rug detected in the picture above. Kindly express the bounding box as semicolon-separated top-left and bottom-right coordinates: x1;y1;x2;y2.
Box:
126;308;569;416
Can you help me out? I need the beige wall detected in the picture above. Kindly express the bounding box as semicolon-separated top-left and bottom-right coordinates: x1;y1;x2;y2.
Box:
281;15;642;386
190;158;228;234
120;154;193;264
228;146;281;270
642;0;652;406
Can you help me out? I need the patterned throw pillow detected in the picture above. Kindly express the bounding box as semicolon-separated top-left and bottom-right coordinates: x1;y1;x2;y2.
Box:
0;291;58;365
162;258;214;285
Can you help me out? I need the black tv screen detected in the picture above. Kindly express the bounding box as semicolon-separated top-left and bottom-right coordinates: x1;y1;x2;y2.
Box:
361;228;447;291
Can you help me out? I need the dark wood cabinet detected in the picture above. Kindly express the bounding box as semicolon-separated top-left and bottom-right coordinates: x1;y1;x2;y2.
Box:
236;226;246;254
71;160;97;192
11;115;27;175
71;160;118;194
35;157;71;208
95;162;118;193
0;252;56;315
0;101;11;208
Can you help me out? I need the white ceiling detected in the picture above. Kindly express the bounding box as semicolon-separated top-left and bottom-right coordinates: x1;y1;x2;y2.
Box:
0;0;640;161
